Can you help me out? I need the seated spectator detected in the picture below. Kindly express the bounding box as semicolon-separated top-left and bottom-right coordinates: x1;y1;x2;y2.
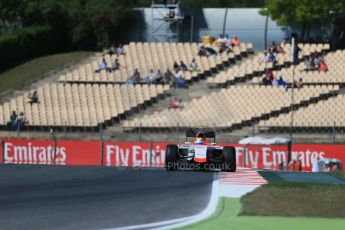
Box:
303;57;313;71
154;69;163;83
262;76;271;86
28;91;39;105
144;69;156;84
180;61;188;71
219;43;231;54
319;60;328;72
215;34;226;46
174;68;185;88
295;78;303;89
111;59;120;72
269;41;277;53
313;53;322;68
276;43;285;53
265;51;277;64
189;58;199;72
272;77;278;86
108;44;116;56
265;69;274;82
163;68;174;85
169;96;183;109
14;112;26;131
198;46;208;57
116;43;125;55
96;58;111;73
126;68;141;85
231;36;239;47
225;34;232;46
173;61;179;71
6;111;17;130
277;75;287;87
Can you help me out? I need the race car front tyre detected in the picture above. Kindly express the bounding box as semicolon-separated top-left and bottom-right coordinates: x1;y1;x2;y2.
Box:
223;146;236;172
165;145;178;171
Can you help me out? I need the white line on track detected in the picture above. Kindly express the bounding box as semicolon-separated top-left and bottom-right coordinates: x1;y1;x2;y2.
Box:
105;173;220;230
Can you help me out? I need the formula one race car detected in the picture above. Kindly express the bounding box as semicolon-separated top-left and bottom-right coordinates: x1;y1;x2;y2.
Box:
165;128;236;171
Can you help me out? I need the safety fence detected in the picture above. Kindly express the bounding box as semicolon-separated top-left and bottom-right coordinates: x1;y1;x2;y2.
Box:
1;139;344;171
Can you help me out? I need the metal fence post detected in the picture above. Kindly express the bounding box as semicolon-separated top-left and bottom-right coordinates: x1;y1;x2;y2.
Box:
333;121;336;144
176;123;179;143
100;124;104;166
51;128;57;165
149;140;153;167
252;122;255;136
63;122;67;140
139;123;142;142
17;123;20;139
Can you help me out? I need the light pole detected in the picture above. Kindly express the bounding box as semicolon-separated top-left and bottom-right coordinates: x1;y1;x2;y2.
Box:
290;37;296;143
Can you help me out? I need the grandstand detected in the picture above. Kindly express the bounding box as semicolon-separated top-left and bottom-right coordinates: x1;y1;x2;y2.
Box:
207;43;330;87
1;38;345;142
58;42;253;84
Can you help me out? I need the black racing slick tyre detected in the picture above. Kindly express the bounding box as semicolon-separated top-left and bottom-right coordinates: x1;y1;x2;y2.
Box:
223;146;236;172
165;145;178;171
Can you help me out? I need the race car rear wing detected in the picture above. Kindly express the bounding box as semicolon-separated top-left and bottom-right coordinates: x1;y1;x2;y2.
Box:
185;128;216;142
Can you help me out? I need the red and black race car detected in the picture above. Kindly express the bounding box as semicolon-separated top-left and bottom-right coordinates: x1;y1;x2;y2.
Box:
165;128;236;171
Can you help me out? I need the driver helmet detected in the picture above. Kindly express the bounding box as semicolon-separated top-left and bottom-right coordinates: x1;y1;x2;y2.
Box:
195;132;205;144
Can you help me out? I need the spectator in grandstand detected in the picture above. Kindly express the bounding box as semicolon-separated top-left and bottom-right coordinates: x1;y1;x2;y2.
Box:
168;96;183;109
28;91;39;105
108;44;116;56
319;60;328;72
231;36;239;47
126;68;141;85
144;69;156;84
163;68;174;85
277;75;287;87
271;77;278;86
296;78;303;89
152;69;163;84
303;57;313;71
14;112;26;131
262;75;271;86
198;46;208;57
265;69;274;82
226;34;232;46
96;58;111;73
219;43;231;54
173;61;179;71
116;43;125;55
216;34;227;46
180;61;188;71
312;53;322;68
6;111;17;130
189;58;199;72
269;41;277;53
111;59;120;72
174;68;185;88
265;51;277;65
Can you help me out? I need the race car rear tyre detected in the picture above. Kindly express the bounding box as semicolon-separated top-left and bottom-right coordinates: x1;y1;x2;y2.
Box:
165;145;178;171
223;146;236;172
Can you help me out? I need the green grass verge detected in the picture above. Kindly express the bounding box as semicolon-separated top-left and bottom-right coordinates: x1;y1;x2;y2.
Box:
180;198;345;230
333;171;345;180
241;183;345;218
0;51;93;93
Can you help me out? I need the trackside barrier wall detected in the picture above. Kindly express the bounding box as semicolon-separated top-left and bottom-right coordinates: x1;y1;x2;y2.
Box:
0;139;344;171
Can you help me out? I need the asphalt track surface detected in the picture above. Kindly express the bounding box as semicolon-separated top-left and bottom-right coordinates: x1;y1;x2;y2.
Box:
0;165;214;230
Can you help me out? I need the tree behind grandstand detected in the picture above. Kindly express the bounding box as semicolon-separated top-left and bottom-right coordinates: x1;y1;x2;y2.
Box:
261;0;345;40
